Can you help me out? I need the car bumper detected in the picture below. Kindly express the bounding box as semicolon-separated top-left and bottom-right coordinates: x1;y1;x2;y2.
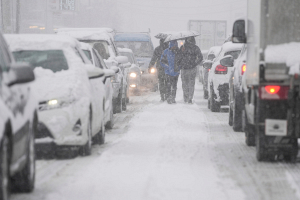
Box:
35;100;89;147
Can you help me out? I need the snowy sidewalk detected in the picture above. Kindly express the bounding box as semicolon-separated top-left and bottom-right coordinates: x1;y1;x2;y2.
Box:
50;78;245;200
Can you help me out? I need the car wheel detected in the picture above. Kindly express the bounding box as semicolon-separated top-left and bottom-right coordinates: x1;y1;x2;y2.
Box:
210;86;220;112
232;94;243;132
96;115;105;145
256;134;266;161
122;97;127;111
0;134;10;200
229;106;233;126
106;108;114;129
80;112;92;156
114;88;123;113
204;90;208;99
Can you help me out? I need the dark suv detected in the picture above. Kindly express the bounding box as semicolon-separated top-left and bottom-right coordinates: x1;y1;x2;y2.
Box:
0;33;37;199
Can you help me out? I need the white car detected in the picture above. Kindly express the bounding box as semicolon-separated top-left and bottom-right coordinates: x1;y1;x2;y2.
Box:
0;33;38;198
57;28;129;113
118;47;142;95
208;42;244;112
80;42;116;129
5;34;111;157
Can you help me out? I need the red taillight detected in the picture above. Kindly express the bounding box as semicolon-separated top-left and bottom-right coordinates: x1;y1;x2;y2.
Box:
208;69;211;71
241;64;246;75
259;86;289;100
215;65;227;74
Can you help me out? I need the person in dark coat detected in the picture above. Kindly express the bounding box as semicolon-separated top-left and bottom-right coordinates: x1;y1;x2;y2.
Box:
178;36;203;104
160;40;180;104
148;39;168;102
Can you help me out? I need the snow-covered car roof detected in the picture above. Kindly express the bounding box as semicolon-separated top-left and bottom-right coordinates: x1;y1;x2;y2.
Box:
208;46;222;55
58;31;112;42
4;34;80;51
118;47;133;53
221;42;244;53
114;33;151;42
56;27;114;34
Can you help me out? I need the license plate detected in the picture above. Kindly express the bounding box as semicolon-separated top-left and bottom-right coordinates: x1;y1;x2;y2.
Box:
265;119;287;136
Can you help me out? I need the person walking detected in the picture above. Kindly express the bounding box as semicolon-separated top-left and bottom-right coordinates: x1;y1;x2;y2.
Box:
178;36;203;104
148;39;168;102
160;40;180;104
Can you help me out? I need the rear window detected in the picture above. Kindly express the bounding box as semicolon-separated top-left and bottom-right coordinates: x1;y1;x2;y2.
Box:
13;50;68;73
207;54;215;61
224;50;241;59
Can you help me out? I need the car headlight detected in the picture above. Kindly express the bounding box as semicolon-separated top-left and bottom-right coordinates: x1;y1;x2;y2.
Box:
130;72;137;78
39;98;74;111
150;68;156;74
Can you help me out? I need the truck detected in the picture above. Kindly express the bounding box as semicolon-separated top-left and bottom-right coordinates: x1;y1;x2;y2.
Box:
188;20;227;51
231;0;300;162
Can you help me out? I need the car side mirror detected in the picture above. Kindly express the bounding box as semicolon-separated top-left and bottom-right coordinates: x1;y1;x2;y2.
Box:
85;64;104;79
137;61;144;67
115;56;128;64
123;62;132;68
111;66;120;73
220;55;234;67
203;61;213;69
8;63;35;87
232;19;246;43
103;69;115;77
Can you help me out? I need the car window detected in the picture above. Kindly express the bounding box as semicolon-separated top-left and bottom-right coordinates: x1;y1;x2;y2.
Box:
74;48;85;63
13;50;69;73
115;41;153;57
110;38;119;56
83;50;93;64
93;49;107;69
207;54;215;61
224;50;241;60
92;51;102;69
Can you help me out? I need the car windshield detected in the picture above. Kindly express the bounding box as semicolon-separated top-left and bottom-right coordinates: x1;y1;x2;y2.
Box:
80;40;110;60
83;50;93;64
119;52;133;63
224;50;241;60
12;50;68;72
115;41;153;57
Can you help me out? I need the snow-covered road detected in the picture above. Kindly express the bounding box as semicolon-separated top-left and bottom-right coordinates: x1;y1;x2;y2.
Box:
11;79;300;200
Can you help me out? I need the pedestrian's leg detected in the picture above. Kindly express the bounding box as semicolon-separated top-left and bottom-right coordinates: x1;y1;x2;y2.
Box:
188;68;197;103
165;75;172;103
172;75;179;103
158;71;165;101
161;73;167;100
181;70;189;102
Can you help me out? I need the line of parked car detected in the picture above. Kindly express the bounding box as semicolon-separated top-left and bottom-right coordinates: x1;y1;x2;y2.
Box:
0;28;157;199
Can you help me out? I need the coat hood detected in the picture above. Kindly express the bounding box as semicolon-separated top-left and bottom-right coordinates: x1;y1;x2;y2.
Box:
169;40;178;49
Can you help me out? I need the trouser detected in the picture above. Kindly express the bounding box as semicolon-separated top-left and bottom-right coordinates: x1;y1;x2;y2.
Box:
165;75;179;100
181;67;197;102
158;70;167;100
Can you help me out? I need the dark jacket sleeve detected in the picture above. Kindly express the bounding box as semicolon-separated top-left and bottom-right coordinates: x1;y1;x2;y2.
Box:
194;46;203;66
149;47;160;68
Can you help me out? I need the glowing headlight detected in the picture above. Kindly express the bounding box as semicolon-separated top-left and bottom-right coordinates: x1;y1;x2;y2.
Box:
130;73;137;78
48;99;58;106
150;68;156;74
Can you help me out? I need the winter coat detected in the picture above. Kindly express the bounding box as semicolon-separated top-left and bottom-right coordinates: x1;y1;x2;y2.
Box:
177;40;203;70
149;40;168;72
160;40;180;77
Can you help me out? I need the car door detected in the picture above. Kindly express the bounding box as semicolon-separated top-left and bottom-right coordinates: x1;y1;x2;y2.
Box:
0;36;30;165
93;49;113;122
76;47;103;135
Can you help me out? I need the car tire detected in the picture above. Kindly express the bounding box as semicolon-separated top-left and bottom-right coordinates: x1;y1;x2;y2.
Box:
244;110;255;146
0;134;10;200
106;108;114;129
80;112;92;156
210;86;220;112
96;115;105;145
229;106;233;126
122;97;127;111
114;89;123;114
12;116;36;193
232;94;243;132
256;134;266;161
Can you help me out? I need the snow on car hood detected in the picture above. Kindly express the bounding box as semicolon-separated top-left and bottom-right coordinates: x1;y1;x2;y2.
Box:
33;67;89;102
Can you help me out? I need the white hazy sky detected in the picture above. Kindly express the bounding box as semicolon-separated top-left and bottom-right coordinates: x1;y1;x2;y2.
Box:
116;0;247;46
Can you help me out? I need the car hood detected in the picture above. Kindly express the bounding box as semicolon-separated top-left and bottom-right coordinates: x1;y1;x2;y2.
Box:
32;67;90;102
